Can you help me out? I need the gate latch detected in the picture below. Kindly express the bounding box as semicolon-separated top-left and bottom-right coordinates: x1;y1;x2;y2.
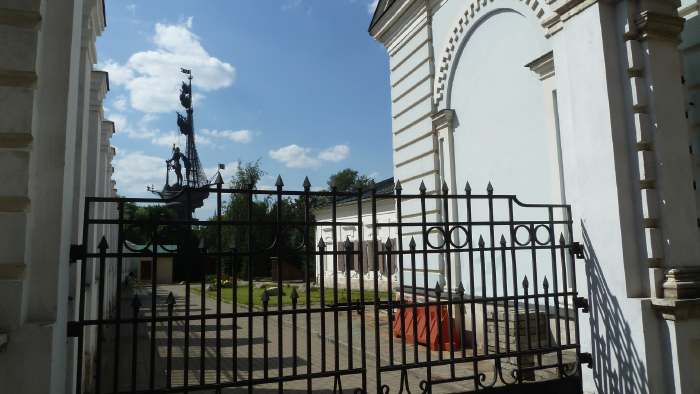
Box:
570;242;585;259
574;297;590;313
69;244;85;263
579;352;593;369
67;321;82;338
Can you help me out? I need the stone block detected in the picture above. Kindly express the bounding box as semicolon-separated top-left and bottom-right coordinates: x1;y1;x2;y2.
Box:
0;212;26;264
663;267;700;299
0;150;29;197
0;24;38;71
0;86;34;134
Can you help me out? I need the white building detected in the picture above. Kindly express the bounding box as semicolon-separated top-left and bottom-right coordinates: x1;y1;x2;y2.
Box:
0;1;126;393
313;177;398;290
368;0;700;392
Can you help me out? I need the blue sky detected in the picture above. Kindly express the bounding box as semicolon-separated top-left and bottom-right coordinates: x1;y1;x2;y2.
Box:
99;0;391;204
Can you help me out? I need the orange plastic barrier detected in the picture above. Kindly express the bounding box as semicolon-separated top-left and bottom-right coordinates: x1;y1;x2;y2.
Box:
392;304;460;351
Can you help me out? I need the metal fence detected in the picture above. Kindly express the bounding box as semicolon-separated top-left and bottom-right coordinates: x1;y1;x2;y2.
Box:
69;178;588;393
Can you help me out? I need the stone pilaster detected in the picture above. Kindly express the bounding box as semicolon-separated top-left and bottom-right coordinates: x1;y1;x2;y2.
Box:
627;0;700;299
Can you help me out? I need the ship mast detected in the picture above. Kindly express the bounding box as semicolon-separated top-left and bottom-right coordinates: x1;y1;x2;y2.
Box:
177;68;206;187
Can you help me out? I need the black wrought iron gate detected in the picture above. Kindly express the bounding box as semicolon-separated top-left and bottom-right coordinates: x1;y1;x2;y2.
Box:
69;179;589;393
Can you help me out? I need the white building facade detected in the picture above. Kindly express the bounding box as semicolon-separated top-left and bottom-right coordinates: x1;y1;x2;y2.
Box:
369;0;700;392
0;1;127;393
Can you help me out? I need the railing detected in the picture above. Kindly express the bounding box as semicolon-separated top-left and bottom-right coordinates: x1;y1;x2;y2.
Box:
69;178;587;394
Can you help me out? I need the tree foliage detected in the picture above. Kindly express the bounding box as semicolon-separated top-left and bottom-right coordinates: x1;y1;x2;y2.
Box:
200;160;313;279
327;168;373;192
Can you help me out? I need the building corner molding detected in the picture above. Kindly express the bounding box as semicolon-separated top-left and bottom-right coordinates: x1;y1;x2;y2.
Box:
431;109;455;130
634;11;684;43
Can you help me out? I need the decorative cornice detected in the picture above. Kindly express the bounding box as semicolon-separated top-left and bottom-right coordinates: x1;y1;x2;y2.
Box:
526;51;555;80
634;11;684;43
0;7;41;30
541;0;598;37
0;69;37;88
434;0;547;106
431;109;455;130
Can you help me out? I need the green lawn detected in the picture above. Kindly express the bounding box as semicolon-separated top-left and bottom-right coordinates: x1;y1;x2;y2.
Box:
193;284;389;308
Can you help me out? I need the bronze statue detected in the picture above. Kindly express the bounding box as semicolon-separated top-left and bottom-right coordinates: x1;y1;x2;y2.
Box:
167;145;191;186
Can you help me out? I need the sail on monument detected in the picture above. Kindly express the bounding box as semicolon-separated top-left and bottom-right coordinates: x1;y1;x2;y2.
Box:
150;69;211;214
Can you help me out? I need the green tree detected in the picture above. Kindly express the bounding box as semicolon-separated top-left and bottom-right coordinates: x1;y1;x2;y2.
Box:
327;168;373;192
200;160;315;279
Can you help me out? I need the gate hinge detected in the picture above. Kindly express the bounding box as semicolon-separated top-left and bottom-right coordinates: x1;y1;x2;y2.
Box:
67;321;82;338
69;244;85;263
570;242;585;259
579;352;593;369
574;297;590;313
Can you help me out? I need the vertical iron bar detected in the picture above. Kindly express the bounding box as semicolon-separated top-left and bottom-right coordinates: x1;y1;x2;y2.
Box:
292;288;298;376
466;185;478;388
419;183;432;392
184;189;193;392
246;187;254;393
345;240;353;370
318;240;327;373
131;296;141;394
528;223;541;367
167;292;175;390
303;179;313;392
200;243;206;385
523;277;531;353
487;187;500;361
559;235;571;345
262;291;269;380
331;187;340;380
441;184;455;377
356;186;368;393
410;239;419;363
500;236;510;356
396;184;408;372
371;185;382;393
544;278;551;348
435;283;443;361
216;181;223;390
508;198;522;383
548;208;563;377
95;237;108;394
75;198;90;394
150;226;158;392
275;180;283;393
113;202;125;393
478;237;488;360
232;247;239;383
386;238;394;365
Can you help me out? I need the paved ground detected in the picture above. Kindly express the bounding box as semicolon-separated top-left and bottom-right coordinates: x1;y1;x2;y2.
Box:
97;283;576;393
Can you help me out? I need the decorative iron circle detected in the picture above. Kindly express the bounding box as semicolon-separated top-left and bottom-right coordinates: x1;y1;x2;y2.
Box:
513;225;532;246
424;226;446;249
448;225;470;248
534;224;552;246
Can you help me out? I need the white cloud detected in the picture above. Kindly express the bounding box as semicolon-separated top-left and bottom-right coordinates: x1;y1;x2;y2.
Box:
318;144;349;162
269;143;350;169
269;144;320;169
112;151;167;196
109;112;129;133
99;18;235;114
201;129;253;143
368;0;379;15
112;95;128;111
